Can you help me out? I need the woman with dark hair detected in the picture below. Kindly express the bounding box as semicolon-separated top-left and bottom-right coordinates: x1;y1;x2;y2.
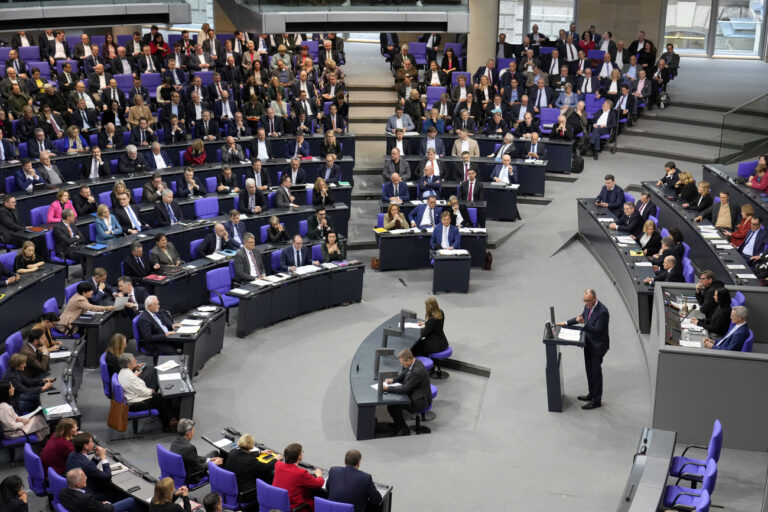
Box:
668;227;685;263
638;40;657;73
57;282;116;333
578;31;595;53
0;475;28;512
0;381;49;440
150;33;171;59
691;288;732;337
441;47;461;83
102;99;127;129
40;418;77;475
321;230;346;262
150;233;182;269
31;313;63;352
411;297;449;358
102;33;118;60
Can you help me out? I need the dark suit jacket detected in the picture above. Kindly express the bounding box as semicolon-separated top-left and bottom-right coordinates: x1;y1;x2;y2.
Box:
129;127;156;147
458;179;484;201
154;201;183;227
65;451;112;495
59;487;114;512
136;54;162;74
111;55;136;75
98;130;124;150
430;224;460;249
28;139;57;158
326;465;381;512
224;448;277;493
117;153;148;174
615;211;643;238
121;252;152;281
199;232;238;256
195;119;220;140
238;189;267;214
635;200;657;222
655;266;685;283
595;185;625;216
385;359;432;412
699;202;740;229
0;206;24;235
137;309;174;342
53;221;83;259
114;204;148;232
738;228;768;257
567;301;610;354
146;150;173;171
224;221;246;246
712;323;749;351
449;205;472;227
232;247;266;283
280;245;312;271
170;436;208;481
408;205;442;227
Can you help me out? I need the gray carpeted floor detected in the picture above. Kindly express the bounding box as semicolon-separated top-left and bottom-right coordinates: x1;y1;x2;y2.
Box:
4;42;768;512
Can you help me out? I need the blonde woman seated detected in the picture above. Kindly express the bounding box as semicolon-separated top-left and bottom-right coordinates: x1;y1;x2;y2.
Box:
128;94;155;128
64;125;88;154
383;203;408;230
0;381;49;440
148;477;190;512
13;241;44;274
94;204;123;242
313;177;334;206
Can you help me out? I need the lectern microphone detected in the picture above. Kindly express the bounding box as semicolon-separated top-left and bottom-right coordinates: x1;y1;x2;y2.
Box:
381;327;401;348
374;348;395;378
377;371;399;399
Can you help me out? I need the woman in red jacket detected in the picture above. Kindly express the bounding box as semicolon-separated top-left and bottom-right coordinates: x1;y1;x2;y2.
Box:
578;31;595;53
150;33;171;59
40;418;78;475
725;204;754;248
272;443;325;511
748;161;768;192
183;138;206;165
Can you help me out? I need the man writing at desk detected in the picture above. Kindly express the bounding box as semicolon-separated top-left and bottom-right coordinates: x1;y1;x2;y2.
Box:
383;348;432;437
431;211;460;250
280;234;319;272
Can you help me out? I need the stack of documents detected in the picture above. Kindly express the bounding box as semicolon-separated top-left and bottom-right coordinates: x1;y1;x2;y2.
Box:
264;274;289;283
49;351;72;360
557;328;582;341
228;288;251;296
250;278;272;287
294;265;321;275
438;249;469;256
176;325;201;335
321;263;337;270
614;235;636;245
460;227;487;234
155;360;180;371
598;217;614;223
197;306;217;312
205;252;226;261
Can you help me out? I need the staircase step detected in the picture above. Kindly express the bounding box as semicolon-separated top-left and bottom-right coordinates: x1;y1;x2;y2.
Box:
645;107;768;136
615;134;720;164
350;90;398;102
622;124;748;150
348;122;386;137
349;105;396;122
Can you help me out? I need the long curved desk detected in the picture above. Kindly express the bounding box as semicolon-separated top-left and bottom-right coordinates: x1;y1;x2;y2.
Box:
0;264;67;343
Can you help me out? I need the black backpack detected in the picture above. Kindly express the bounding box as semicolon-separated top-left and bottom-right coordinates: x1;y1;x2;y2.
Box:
571;152;584;173
658;91;671;109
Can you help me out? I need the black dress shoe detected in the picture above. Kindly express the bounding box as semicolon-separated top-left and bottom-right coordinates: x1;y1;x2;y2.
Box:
582;401;601;410
577;395;592;401
593;151;599;160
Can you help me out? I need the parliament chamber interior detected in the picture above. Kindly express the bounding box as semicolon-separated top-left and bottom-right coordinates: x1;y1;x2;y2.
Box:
0;0;766;510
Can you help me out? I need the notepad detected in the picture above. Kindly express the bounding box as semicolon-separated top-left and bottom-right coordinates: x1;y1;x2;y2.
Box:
44;404;73;415
48;351;72;360
737;273;756;279
598;217;614;222
155;360;180;371
558;328;582;342
438;249;469;256
213;438;232;448
206;252;226;261
636;262;653;267
176;325;200;335
197;306;217;312
727;264;746;269
158;373;181;381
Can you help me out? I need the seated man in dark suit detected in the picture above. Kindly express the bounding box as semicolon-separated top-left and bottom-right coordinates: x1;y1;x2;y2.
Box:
635;191;657;222
326;450;381;512
154;189;183;227
86;267;117;305
137;295;182;357
200;223;239;256
522;132;545;159
116;275;148;318
609;202;643;238
281;157;307;185
595;174;625;217
285;133;310;159
408;195;441;228
232;233;267;284
65;433;121;502
382;348;432;436
458;169;485;202
225;210;247;247
177;168;208;198
447;195;472;227
645;255;685;284
14;158;46;192
319;154;341;184
53;209;84;260
703;306;750;351
60;468;135;512
239;178;267;215
216;165;240;194
490;154;518;184
0;196;29;247
170;418;223;484
117;145;149;174
430;211;461;250
307;206;334;240
279;234;318;271
113;192;150;234
737;217;768;262
122;242;152;281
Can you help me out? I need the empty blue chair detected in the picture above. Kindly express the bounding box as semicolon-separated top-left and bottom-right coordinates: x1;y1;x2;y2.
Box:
267;192;276;209
131;187;142;203
206;267;238;324
4;176;14;194
205;176;218;193
661;227;670;239
682;242;690;259
409;42;427;67
256;478;291;512
157;443;209;490
48;467;67;506
425;86;446;109
17;143;28;158
270;251;281;273
30;205;49;226
682;259;695;283
416;356;434;371
662;459;716;510
210;462;255;510
99;353;111;399
412;384;438;434
648;215;659;226
467;207;478;227
0;353;9;379
315;497;354;512
98;191;112;208
0;419;38;463
5;331;22;355
624;192;635;204
299;220;308;237
24;443;47;496
18;46;39;61
65;282;81;303
111;373;159;435
742;329;754;353
190;238;204;260
311;244;322;262
260;224;270;243
377;213;385;228
731;291;745;307
0;251;15;272
45;231;77;276
539;46;554;55
669;419;722;484
194;197;219;219
737;160;757;178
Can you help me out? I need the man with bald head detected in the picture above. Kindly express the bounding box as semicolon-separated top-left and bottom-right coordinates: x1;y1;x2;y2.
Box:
60;467;136;512
200;223;238;256
556;289;610;410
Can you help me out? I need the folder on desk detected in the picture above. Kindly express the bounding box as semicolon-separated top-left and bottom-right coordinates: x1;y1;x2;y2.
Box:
144;274;168;282
373;228;387;233
629;250;644;257
25;227;48;233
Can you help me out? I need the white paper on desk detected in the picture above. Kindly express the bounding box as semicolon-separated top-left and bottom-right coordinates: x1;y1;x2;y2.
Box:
715;245;732;250
701;233;722;239
321;263;336;270
213;438;232;448
507;184;521;189
388;229;409;234
21;406;42;419
680;340;703;348
197;306;217;312
228;288;251;295
727;264;747;269
615;236;635;244
403;321;421;329
636;261;653;267
49;351;72;360
409;200;421;206
158;373;181;381
263;275;284;283
184;265;197;270
371;383;402;390
44;404;73;415
558;328;582;342
176;325;200;335
438;249;469;256
113;296;129;311
250;279;271;287
698;225;718;231
155;360;180;371
239;214;248;220
737;273;757;279
206;252;226;261
294;265;321;275
180;319;203;326
404;131;420;136
598;217;614;222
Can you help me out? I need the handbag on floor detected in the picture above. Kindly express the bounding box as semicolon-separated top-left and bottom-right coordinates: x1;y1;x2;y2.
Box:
107;399;128;432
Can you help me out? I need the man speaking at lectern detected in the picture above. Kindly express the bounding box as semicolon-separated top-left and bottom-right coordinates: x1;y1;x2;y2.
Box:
556;289;609;410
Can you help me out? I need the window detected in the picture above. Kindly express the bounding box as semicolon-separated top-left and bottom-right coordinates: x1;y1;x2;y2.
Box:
529;0;575;43
499;0;525;44
714;0;765;56
664;0;712;52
